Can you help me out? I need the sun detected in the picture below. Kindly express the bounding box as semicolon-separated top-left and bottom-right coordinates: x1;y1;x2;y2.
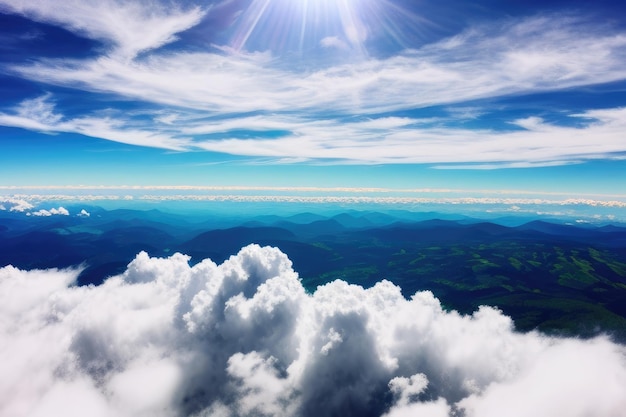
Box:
226;0;418;56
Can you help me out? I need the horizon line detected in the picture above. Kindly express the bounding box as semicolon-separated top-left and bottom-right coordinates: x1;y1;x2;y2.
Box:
1;185;626;200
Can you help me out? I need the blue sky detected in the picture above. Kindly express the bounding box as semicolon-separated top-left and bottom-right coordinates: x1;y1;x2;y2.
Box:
1;0;626;196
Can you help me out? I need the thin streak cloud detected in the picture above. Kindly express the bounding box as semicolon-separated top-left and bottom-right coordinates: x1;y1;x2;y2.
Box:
7;15;626;114
2;94;626;165
4;192;626;209
2;185;626;199
0;95;191;150
0;0;206;59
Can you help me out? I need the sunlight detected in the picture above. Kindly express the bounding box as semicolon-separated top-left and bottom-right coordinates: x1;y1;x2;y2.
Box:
226;0;419;56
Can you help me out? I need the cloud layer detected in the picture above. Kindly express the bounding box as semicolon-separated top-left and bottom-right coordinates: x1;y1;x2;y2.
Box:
0;197;33;212
1;244;625;417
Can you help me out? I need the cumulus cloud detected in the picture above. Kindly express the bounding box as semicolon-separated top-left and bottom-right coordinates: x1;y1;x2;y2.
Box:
27;206;69;216
77;209;90;217
1;244;624;417
0;198;34;212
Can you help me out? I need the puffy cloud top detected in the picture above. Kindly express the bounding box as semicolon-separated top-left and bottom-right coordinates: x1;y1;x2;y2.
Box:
0;198;34;212
0;245;624;417
27;206;70;216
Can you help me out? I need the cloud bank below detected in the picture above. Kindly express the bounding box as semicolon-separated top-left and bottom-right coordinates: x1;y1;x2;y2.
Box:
1;244;625;417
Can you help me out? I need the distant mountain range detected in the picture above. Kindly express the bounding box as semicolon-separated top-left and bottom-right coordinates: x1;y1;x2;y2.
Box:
2;207;626;278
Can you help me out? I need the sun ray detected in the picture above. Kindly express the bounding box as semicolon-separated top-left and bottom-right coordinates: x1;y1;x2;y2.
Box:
336;0;367;54
230;0;273;52
299;0;308;52
224;0;435;59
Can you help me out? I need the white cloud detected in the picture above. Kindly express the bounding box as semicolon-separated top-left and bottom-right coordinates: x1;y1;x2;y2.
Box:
77;209;90;217
6;14;626;115
6;96;626;165
0;0;206;59
0;95;191;150
190;108;626;164
383;398;451;417
0;198;34;212
3;184;626;199
320;36;349;50
154;112;180;125
27;206;69;216
388;373;429;406
458;338;626;417
15;93;62;125
4;189;626;220
1;244;624;417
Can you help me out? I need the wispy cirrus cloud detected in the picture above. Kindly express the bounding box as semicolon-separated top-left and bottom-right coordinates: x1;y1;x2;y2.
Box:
2;94;626;165
5;14;626;114
1;1;626;168
0;95;191;150
0;0;206;59
190;108;626;165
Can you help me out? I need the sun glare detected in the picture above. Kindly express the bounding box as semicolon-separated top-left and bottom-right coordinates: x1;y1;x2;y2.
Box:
227;0;420;56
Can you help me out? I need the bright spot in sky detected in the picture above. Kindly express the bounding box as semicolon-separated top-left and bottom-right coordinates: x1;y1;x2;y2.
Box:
228;0;422;55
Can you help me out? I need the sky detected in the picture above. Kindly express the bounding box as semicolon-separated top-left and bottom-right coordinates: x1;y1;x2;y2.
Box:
2;3;626;414
1;0;626;196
